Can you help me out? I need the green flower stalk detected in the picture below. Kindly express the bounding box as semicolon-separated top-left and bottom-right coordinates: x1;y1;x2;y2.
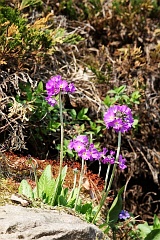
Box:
68;168;78;202
28;156;39;198
74;158;85;210
92;131;122;223
59;91;64;177
104;164;111;191
45;75;76;205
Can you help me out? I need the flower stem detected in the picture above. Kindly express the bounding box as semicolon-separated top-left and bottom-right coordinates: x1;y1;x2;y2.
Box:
59;91;64;177
68;168;78;201
92;131;122;223
51;92;64;206
98;160;102;177
104;164;111;191
74;158;85;210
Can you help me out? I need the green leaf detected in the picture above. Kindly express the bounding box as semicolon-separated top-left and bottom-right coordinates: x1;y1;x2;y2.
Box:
58;187;68;206
80;202;92;214
20;0;42;10
38;164;53;198
36;81;44;93
48;121;61;132
77;108;90;120
107;85;126;95
80;123;85;132
58;195;67;206
145;229;160;240
122;94;130;103
44;179;56;204
106;186;124;228
138;222;152;238
133;116;139;128
61;165;68;183
51;165;68;206
69;109;77;120
18;179;33;199
116;85;126;94
107;89;116;94
103;95;112;107
67;188;78;203
131;90;141;100
153;215;160;229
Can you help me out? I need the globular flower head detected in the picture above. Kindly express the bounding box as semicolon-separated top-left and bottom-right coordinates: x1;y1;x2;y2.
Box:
104;105;134;133
119;210;130;220
45;75;76;107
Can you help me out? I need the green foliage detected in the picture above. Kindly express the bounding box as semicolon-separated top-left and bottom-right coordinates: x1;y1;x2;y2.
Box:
107;186;124;228
59;0;78;20
0;6;26;52
113;0;153;15
150;0;160;18
15;81;60;145
34;164;54;201
76;202;98;222
18;163;97;221
0;6;26;28
104;85;141;107
19;0;43;10
100;186;124;234
0;5;52;60
68;108;105;135
59;0;102;20
56;138;75;158
19;179;34;199
137;215;160;239
0;4;83;67
19;164;69;205
112;0;155;41
88;65;106;82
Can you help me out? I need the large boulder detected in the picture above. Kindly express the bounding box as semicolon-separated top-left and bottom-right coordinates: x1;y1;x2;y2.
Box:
0;205;104;240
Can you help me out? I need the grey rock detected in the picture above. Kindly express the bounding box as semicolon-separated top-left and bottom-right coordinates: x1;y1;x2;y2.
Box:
0;205;104;240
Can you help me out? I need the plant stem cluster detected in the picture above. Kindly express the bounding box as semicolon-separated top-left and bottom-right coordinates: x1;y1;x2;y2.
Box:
45;75;134;224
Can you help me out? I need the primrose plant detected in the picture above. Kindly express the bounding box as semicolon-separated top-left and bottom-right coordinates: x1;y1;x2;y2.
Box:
45;75;76;177
19;75;134;232
19;75;77;207
68;104;134;223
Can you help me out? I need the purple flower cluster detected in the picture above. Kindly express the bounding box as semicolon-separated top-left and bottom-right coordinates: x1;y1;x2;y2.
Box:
68;135;100;161
45;75;76;106
100;150;127;170
68;135;127;170
104;105;134;133
100;149;115;164
119;210;130;220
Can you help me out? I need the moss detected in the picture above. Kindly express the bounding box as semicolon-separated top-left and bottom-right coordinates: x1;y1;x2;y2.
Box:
0;177;18;206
